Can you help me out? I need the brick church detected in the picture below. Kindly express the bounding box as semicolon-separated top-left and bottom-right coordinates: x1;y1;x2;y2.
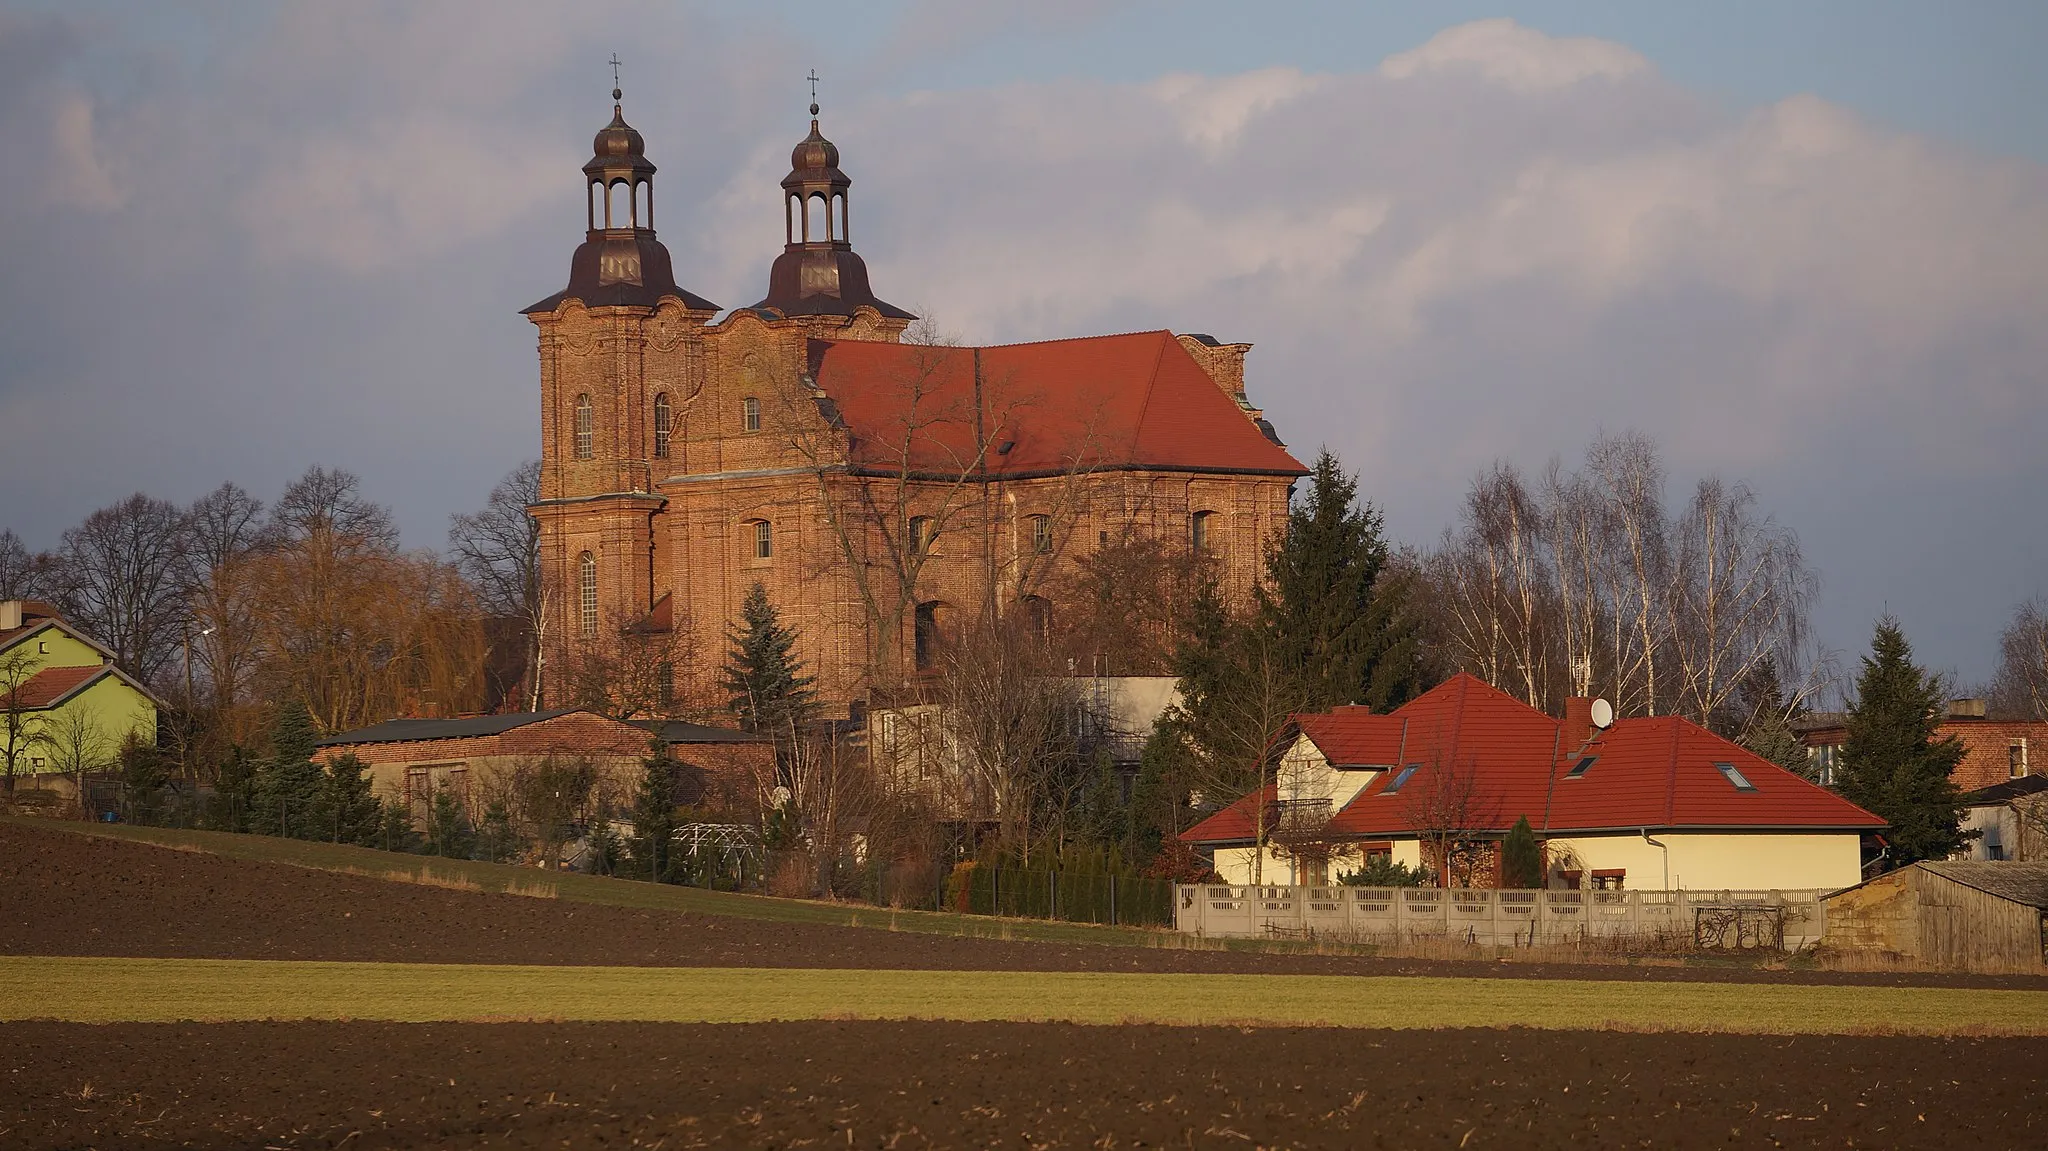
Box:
523;88;1306;716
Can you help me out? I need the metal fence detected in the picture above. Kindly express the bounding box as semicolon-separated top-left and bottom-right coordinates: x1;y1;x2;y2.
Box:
1174;884;1828;950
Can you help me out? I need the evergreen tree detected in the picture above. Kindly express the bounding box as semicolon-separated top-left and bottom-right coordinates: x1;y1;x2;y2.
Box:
1255;448;1421;711
477;800;520;863
321;752;382;845
721;582;817;736
211;746;257;833
586;809;624;876
629;747;679;882
1837;617;1967;866
1733;657;1812;778
118;735;170;825
425;788;475;859
1500;816;1543;888
377;800;418;853
251;701;325;838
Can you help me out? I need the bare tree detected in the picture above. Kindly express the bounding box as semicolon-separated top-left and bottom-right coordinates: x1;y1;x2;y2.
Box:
1166;617;1309;886
186;483;271;754
42;705;111;817
449;461;544;710
938;613;1091;860
1404;752;1503;889
0;530;54;602
555;607;700;720
1990;597;2048;721
1045;533;1212;677
1584;431;1669;717
1428;464;1554;708
49;494;192;684
271;466;400;548
506;753;598;869
0;646;48;797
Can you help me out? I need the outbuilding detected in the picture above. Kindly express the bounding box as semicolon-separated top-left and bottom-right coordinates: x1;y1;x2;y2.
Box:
1822;861;2048;973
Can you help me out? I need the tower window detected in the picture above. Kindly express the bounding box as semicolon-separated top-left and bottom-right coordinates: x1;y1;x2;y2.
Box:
1030;514;1053;555
574;394;594;460
578;551;598;639
1023;595;1051;644
751;519;773;561
742;396;762;433
914;600;951;672
1191;510;1216;552
908;515;933;556
653;393;672;459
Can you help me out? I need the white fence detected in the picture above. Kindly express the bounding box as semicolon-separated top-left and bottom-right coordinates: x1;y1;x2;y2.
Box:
1174;885;1828;950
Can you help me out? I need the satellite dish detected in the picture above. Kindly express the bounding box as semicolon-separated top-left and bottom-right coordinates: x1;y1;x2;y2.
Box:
771;786;792;807
1589;698;1615;730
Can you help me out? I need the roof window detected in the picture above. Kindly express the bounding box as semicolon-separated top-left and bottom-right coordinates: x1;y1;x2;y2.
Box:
1383;764;1420;794
1566;755;1597;778
1714;761;1758;792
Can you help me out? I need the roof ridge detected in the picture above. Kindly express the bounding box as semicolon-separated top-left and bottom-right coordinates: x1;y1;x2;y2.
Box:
810;329;1176;354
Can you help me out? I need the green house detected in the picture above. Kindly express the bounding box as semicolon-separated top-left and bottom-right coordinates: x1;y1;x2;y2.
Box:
1;600;160;795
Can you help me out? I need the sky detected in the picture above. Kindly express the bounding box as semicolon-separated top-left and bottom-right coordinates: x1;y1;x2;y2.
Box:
1;1;2043;689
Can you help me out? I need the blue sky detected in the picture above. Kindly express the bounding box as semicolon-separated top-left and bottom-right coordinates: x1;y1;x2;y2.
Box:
1;1;2043;689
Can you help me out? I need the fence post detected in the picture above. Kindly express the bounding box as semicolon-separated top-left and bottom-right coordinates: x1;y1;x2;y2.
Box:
1110;876;1117;926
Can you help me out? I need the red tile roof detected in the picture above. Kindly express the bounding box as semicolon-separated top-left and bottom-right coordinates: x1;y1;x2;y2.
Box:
1;665;105;709
805;331;1306;479
1183;673;1883;845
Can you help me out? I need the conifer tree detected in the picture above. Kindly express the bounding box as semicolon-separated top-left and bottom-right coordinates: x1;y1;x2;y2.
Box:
425;788;475;859
477;800;519;862
1256;448;1421;711
1733;658;1811;778
629;745;679;882
251;701;325;838
377;800;418;853
1500;816;1543;888
1837;617;1967;865
321;752;382;845
721;582;817;737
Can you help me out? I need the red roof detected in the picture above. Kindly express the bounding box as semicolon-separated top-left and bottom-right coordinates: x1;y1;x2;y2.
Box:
806;331;1306;478
1183;673;1884;845
1;665;104;709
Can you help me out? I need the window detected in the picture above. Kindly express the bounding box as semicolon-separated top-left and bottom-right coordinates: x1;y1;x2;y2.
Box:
1590;869;1626;891
1566;755;1597;779
574;394;593;459
750;520;773;561
2012;739;2030;779
908;515;933;556
1714;761;1758;792
741;396;761;433
1030;514;1053;555
1383;764;1420;794
915;600;947;671
1190;510;1215;552
1810;744;1837;787
1022;595;1051;644
577;552;598;639
653;392;672;459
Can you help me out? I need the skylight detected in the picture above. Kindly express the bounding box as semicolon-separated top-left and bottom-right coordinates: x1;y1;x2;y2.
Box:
1383;764;1420;794
1566;755;1597;778
1714;762;1758;792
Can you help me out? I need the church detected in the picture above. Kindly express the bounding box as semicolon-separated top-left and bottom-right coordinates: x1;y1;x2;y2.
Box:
523;87;1307;716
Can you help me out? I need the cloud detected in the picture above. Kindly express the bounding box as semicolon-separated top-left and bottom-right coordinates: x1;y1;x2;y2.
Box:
1379;17;1649;91
0;13;2041;680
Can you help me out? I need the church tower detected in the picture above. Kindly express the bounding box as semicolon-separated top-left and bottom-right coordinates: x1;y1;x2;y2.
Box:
524;85;718;705
750;98;913;334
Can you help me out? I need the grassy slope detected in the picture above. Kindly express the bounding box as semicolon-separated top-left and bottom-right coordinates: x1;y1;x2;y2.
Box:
7;956;2048;1034
15;818;1197;950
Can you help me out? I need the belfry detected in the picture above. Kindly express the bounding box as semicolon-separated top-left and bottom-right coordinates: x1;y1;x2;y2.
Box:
524;81;1304;718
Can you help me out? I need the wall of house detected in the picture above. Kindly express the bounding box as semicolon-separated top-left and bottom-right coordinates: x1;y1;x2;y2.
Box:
14;628;104;672
21;676;158;778
1212;839;1423;887
1823;869;2046;972
1544;831;1863;892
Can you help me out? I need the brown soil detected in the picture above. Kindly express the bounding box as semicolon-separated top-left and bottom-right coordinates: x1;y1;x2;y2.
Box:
7;820;2044;987
6;1020;2044;1149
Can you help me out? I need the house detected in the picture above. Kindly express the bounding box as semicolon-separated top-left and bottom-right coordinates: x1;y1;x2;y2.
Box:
0;600;160;799
1822;861;2048;973
315;709;771;823
1795;698;2046;792
1182;674;1883;892
525;91;1305;715
1957;775;2048;862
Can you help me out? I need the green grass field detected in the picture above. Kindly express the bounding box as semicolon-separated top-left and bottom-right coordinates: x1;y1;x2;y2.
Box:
6;956;2048;1034
24;819;1197;949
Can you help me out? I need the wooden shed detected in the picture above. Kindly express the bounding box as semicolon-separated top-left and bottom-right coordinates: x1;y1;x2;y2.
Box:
1822;861;2048;973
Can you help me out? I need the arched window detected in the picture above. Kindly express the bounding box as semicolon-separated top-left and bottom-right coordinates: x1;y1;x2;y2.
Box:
1029;514;1053;555
1190;510;1216;553
577;552;598;639
741;395;762;433
915;600;952;672
908;515;933;556
653;392;672;459
1022;595;1052;645
749;519;773;561
573;394;593;459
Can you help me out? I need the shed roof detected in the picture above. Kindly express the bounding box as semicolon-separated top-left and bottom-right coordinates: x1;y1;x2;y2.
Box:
1962;775;2048;805
319;710;582;746
1918;861;2048;909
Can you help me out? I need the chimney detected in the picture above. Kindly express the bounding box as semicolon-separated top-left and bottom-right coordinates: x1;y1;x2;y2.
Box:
0;601;20;631
1564;697;1594;745
1946;698;1988;721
